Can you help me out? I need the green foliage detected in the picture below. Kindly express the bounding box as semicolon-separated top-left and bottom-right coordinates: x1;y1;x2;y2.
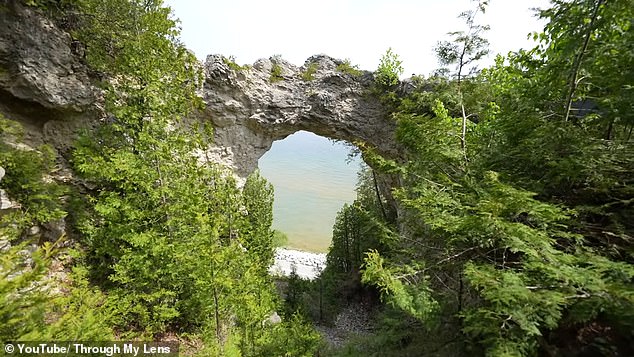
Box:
0;114;105;343
7;0;632;355
336;59;362;77
0;239;112;342
270;63;284;82
223;56;250;72
61;2;313;353
0;242;49;341
363;251;437;322
327;200;390;275
23;263;115;341
322;306;457;357
254;314;322;357
434;0;490;81
272;230;288;247
374;48;403;88
283;268;311;318
67;0;217;334
22;0;79;21
0;118;67;226
353;2;634;355
242;170;275;267
301;62;319;81
315;165;395;323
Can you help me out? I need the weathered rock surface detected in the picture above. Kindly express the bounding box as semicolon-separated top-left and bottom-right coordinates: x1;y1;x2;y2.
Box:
0;2;95;112
0;188;20;210
0;2;405;242
1;2;400;182
202;54;397;177
316;303;374;347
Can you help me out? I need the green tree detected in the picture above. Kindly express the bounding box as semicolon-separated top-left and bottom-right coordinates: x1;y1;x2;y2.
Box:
0;242;49;341
242;170;275;267
67;2;320;353
434;0;490;156
375;48;404;88
356;1;634;352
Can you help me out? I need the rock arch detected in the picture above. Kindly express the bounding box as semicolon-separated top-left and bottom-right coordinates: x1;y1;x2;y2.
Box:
201;54;398;177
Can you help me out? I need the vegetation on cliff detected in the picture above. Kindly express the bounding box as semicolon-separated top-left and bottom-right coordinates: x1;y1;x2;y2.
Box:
317;1;633;356
1;0;320;355
1;0;632;356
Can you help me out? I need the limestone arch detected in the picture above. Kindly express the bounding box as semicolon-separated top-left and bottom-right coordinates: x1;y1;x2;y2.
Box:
202;54;399;178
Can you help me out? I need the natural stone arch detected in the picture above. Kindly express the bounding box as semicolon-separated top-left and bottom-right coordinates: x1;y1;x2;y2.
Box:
201;54;399;178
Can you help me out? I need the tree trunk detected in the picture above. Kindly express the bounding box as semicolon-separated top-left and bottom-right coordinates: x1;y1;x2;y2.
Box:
372;170;388;220
564;0;604;122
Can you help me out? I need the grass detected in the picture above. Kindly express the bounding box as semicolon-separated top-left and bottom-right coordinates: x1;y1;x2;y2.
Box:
223;56;250;72
301;62;319;81
273;230;289;247
270;63;284;82
336;59;362;77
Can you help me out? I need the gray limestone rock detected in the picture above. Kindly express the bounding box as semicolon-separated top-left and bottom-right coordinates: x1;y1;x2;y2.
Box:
43;218;66;242
0;1;404;224
266;311;282;325
0;188;21;210
0;2;95;112
201;54;398;178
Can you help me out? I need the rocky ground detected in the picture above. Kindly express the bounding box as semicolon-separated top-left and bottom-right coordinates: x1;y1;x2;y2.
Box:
315;303;374;348
269;248;327;280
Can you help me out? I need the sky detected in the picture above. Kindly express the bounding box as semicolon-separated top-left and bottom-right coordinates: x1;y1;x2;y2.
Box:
164;0;551;77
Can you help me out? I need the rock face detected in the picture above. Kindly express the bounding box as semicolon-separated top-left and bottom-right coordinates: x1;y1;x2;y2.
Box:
0;2;404;223
202;54;397;177
0;2;100;161
0;3;399;181
0;2;95;112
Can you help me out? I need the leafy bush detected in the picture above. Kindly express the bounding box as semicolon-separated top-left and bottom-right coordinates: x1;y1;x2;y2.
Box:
0;242;49;341
23;264;115;341
223;56;250;72
270;63;284;82
336;59;362;76
374;48;403;88
0;117;67;226
301;62;319;81
272;229;288;247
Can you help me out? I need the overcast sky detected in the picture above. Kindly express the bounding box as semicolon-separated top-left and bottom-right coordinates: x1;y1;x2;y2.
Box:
164;0;551;76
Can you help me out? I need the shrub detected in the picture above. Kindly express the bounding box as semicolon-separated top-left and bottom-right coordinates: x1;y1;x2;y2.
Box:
270;63;284;82
336;59;362;77
272;230;288;247
223;56;249;72
375;48;403;88
301;62;319;81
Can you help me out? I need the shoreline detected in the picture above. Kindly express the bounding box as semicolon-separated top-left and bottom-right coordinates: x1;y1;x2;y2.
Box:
269;247;327;280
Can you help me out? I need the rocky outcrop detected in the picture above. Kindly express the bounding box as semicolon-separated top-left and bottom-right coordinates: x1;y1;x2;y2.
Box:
202;54;398;177
0;165;19;211
0;2;405;232
0;2;95;112
0;2;101;162
1;2;400;181
316;303;374;347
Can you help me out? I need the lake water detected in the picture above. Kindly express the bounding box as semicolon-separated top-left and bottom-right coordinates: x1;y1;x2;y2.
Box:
258;131;361;252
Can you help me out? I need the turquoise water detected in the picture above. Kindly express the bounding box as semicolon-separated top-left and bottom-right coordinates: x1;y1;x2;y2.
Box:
258;131;361;252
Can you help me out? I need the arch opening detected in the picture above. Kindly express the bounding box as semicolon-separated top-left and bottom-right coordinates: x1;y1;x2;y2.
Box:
258;130;362;252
